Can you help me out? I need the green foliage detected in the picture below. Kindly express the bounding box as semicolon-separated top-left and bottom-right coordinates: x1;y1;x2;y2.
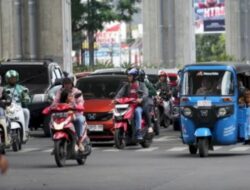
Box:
71;0;117;33
116;0;141;22
73;60;114;73
196;34;234;62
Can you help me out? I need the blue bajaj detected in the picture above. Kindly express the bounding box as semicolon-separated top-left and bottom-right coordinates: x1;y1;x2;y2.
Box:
180;63;250;157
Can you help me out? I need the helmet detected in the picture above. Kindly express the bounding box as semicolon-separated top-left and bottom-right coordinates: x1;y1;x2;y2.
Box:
158;70;167;77
127;68;139;76
138;69;146;82
5;70;19;82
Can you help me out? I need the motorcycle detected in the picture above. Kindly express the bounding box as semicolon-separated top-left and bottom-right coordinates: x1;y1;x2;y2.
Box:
113;97;153;149
155;90;172;128
0;100;12;154
42;103;91;167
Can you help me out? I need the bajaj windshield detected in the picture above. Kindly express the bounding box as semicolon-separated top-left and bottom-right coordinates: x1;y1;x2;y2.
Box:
181;70;234;96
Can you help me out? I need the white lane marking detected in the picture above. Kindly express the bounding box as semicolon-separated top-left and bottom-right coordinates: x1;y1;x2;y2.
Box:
214;146;223;151
229;147;250;152
42;148;53;153
167;147;188;152
20;148;40;153
154;136;179;142
136;147;159;152
103;149;120;152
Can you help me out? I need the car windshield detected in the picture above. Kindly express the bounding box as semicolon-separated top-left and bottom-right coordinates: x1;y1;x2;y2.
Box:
76;77;127;99
181;70;234;96
0;64;49;94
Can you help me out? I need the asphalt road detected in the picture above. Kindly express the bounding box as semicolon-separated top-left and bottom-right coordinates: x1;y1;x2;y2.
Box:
1;128;250;190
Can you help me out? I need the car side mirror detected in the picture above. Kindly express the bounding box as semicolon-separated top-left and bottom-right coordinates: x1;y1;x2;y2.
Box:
53;78;62;86
109;92;116;99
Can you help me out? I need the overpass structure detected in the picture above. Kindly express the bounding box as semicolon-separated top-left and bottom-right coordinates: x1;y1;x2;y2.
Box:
0;0;249;70
0;0;72;72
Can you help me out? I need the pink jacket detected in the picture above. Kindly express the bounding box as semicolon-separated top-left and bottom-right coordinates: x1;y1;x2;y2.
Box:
53;87;84;113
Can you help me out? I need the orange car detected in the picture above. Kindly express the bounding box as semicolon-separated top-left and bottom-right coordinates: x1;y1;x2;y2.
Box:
76;74;127;141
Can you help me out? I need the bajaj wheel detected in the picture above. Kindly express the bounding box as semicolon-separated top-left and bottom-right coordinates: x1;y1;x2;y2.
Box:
198;138;209;157
54;140;67;167
189;145;198;155
114;128;125;149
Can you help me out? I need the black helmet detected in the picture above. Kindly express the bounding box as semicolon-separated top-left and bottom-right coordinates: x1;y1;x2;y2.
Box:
138;69;145;82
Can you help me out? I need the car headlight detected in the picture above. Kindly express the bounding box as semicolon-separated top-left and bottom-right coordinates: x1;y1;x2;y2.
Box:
182;107;192;117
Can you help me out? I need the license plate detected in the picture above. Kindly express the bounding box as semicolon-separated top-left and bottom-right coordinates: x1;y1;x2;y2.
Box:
197;100;212;107
88;125;104;132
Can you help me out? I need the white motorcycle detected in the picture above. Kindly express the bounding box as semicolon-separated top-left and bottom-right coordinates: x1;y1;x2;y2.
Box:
0;100;12;154
4;89;29;151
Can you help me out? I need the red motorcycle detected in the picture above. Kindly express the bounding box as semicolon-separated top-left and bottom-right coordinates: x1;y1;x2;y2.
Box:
42;103;91;167
113;97;153;149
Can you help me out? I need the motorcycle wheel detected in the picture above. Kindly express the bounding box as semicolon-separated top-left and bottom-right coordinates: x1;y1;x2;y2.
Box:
198;138;209;157
12;130;21;152
163;116;171;128
189;145;198;154
54;140;67;167
18;129;22;150
114;128;125;149
43;116;51;137
153;107;160;136
140;138;152;148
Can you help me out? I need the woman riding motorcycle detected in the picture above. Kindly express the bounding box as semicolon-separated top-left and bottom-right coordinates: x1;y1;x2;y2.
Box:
53;77;86;151
3;70;31;136
114;68;148;140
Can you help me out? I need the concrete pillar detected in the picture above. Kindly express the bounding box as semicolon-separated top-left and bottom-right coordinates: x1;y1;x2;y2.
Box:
142;0;195;68
226;0;250;63
0;0;72;72
0;0;15;60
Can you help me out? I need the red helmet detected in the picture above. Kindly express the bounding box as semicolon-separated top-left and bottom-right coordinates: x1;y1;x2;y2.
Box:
158;70;167;77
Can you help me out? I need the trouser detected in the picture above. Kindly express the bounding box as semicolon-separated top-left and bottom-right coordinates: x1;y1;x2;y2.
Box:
143;104;153;127
23;108;30;132
134;106;143;131
73;113;86;139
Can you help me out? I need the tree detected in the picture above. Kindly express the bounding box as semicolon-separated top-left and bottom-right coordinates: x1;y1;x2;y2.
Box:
71;0;141;68
116;0;141;64
71;0;117;68
196;34;234;62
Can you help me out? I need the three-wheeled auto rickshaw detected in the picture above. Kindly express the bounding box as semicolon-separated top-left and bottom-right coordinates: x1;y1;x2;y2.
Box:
180;62;250;157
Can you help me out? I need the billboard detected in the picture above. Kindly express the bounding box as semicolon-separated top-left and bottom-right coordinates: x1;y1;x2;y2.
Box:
194;0;225;34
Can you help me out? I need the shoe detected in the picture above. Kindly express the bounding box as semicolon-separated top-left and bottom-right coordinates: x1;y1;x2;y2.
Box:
148;127;154;133
78;143;85;152
136;130;143;140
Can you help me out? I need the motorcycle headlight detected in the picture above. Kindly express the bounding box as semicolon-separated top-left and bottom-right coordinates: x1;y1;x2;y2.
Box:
182;107;192;117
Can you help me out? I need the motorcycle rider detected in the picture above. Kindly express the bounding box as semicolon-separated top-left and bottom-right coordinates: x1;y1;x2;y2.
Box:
3;70;31;136
155;70;171;96
138;69;156;134
114;68;148;140
53;77;86;151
